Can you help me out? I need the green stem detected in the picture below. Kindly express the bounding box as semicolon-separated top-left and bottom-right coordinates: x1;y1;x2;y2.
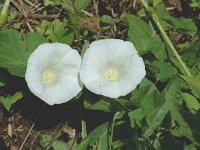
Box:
79;94;87;139
141;0;192;77
109;113;117;150
152;15;192;76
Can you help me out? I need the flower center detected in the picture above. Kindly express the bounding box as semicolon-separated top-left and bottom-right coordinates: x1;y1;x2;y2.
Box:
42;69;56;84
104;68;119;81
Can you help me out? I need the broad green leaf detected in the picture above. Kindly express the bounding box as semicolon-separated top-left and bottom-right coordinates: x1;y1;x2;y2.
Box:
180;92;200;112
190;0;200;8
170;17;197;36
52;140;70;150
131;78;158;104
0;0;10;25
165;93;198;144
39;135;53;148
76;121;110;150
145;102;169;137
163;76;186;97
24;32;48;54
37;19;74;45
61;0;75;14
128;108;145;128
0;30;27;76
0;92;23;112
183;75;200;98
0;82;5;87
146;60;177;82
43;0;61;6
153;2;171;30
74;0;91;12
127;14;167;60
101;15;113;25
182;42;200;75
84;95;124;112
0;30;48;77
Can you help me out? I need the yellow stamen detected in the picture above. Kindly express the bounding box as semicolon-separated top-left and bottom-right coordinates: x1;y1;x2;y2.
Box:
104;68;119;81
42;69;56;84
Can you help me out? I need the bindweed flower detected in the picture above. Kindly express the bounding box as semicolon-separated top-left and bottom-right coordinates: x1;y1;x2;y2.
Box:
80;39;146;98
25;43;83;105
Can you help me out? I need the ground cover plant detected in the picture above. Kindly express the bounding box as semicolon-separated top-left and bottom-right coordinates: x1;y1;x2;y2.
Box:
0;0;200;149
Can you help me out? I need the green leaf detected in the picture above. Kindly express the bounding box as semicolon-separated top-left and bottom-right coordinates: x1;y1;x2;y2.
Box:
74;0;91;12
170;17;197;36
43;0;62;6
39;135;53;148
84;95;124;112
101;15;113;25
146;60;177;82
61;0;75;14
76;121;110;150
165;93;198;144
0;92;23;112
0;30;27;76
190;0;200;8
0;30;48;77
180;92;200;112
145;102;169;137
24;32;48;54
128;108;145;128
38;19;74;45
52;140;70;150
0;0;10;25
127;14;167;60
182;75;200;98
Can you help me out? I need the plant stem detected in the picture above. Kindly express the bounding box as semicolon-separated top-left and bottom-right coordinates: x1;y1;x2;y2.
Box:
79;94;87;139
140;0;192;77
152;15;192;77
109;113;117;150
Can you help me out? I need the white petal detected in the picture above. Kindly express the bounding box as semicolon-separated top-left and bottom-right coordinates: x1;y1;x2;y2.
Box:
80;65;102;83
80;39;146;98
100;80;120;98
25;43;83;105
118;77;137;96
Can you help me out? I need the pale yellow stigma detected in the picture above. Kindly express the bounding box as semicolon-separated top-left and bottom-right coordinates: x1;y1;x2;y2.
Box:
104;68;119;81
42;69;56;84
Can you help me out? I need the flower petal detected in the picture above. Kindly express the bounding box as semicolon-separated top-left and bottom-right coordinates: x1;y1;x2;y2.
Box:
25;43;83;105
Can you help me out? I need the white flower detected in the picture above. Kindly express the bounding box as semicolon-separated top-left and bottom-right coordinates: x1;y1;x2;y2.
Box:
25;43;83;105
80;39;146;98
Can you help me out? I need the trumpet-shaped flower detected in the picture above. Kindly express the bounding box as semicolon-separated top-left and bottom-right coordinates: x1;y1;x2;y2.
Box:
80;39;146;98
25;43;83;105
